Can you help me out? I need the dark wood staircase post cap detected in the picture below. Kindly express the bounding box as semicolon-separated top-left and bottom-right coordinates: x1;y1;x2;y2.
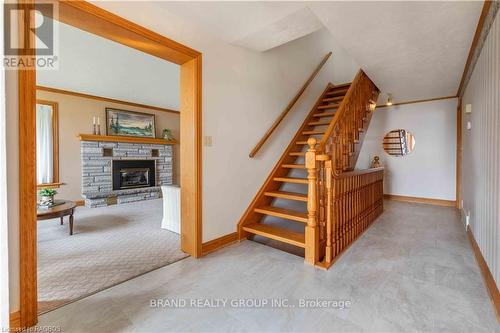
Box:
307;137;317;149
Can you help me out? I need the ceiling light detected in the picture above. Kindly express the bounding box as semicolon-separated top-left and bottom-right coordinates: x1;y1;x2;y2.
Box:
386;93;393;106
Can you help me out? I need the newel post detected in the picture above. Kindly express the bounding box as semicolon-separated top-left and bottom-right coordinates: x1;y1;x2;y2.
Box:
305;138;319;265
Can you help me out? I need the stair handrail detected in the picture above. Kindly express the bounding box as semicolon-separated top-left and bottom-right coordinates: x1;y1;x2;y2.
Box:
249;52;333;158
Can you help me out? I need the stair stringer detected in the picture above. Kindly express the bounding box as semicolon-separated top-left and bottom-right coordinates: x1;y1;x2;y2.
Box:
237;83;333;240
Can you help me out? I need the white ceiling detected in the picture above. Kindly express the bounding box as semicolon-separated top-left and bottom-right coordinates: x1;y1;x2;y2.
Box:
308;1;483;102
232;7;324;52
37;19;180;110
153;1;483;103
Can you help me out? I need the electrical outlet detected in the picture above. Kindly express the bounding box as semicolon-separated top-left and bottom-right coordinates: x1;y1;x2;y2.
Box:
204;136;212;147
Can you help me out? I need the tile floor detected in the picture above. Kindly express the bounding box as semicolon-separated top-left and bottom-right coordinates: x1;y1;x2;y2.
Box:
38;201;499;332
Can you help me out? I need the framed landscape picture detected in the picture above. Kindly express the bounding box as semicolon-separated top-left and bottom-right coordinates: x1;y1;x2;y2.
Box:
106;108;156;138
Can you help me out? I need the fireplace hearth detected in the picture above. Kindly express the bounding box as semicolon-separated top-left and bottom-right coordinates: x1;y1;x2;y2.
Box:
112;160;155;191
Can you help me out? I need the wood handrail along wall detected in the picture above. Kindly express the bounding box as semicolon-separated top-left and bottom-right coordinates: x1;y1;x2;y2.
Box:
249;52;332;158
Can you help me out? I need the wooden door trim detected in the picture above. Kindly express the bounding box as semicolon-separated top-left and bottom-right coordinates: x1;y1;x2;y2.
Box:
19;1;202;327
18;0;38;328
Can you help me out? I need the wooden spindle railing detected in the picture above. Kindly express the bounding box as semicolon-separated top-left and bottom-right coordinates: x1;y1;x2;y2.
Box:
304;69;383;268
322;168;384;268
319;70;379;174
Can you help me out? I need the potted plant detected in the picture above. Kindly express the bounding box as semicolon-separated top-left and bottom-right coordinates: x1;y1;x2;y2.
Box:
162;129;175;141
38;188;57;207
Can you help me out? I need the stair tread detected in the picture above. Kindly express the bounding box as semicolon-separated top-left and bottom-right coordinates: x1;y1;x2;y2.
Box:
326;85;349;92
264;190;307;202
326;90;348;96
255;205;308;223
289;152;305;156
317;104;340;110
282;163;306;168
302;130;325;135
274;176;308;184
332;83;351;88
313;112;336;118
308;120;331;126
322;96;344;102
243;223;305;248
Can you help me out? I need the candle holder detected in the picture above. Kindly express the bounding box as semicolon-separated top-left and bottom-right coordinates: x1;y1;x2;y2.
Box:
92;123;97;135
97;124;101;136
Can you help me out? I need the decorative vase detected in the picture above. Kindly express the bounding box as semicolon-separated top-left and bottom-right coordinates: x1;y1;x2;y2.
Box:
40;195;54;207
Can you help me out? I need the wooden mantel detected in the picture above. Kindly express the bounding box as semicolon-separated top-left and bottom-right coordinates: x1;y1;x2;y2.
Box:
77;134;177;145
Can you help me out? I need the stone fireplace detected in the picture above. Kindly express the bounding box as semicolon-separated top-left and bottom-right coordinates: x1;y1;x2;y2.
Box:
80;138;173;208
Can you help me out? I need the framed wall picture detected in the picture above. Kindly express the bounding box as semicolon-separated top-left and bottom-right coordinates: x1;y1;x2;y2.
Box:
106;108;156;138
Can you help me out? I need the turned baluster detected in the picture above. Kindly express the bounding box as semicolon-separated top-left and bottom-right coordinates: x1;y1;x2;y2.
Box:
324;159;333;263
318;160;325;242
305;138;319;265
317;153;330;243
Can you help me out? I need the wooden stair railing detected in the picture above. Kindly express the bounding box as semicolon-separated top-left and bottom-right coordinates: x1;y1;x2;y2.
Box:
249;52;332;158
239;69;383;269
319;70;379;174
304;70;382;266
311;161;384;269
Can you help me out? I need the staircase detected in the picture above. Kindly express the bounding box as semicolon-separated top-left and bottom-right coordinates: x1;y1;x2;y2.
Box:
238;70;384;267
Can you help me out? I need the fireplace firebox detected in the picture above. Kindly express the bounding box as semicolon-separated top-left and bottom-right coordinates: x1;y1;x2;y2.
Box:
112;160;156;190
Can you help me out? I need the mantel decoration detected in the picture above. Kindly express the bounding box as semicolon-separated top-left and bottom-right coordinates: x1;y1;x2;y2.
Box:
38;188;57;207
92;116;102;135
106;108;156;138
162;128;175;141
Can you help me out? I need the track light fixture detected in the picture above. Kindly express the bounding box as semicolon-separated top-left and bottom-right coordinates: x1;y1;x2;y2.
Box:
387;93;393;106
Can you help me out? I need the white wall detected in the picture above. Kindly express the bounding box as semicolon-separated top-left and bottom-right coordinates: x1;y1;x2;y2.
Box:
91;2;359;242
6;2;360;311
461;10;500;287
200;29;359;241
357;98;457;200
37;20;180;110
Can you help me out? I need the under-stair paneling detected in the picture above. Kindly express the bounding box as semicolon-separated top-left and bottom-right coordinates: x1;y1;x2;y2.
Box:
461;10;500;287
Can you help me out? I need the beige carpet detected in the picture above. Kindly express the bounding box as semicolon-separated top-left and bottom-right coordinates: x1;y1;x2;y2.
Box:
37;198;188;313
